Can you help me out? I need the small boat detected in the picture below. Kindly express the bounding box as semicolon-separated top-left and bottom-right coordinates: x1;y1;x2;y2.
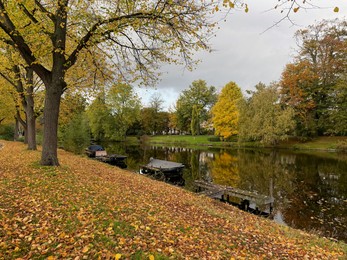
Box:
140;158;185;185
85;145;127;168
85;145;106;158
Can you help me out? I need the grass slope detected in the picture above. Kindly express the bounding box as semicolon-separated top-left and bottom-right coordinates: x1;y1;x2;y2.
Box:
0;141;346;259
147;135;347;151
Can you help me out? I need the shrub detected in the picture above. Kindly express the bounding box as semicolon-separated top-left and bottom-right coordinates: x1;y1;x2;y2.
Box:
336;140;347;153
207;136;220;142
0;124;14;141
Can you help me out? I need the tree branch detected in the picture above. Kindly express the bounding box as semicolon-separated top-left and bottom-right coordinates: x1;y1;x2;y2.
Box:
66;12;168;70
34;0;55;22
0;2;51;84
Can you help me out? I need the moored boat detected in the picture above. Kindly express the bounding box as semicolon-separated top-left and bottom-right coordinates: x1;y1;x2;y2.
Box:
140;158;185;185
85;145;127;168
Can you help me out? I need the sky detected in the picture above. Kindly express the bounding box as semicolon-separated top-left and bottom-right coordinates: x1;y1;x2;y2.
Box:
136;1;347;110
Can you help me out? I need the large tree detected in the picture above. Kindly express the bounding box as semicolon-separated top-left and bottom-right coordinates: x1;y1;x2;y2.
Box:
0;0;218;165
212;81;243;140
280;19;347;136
176;79;217;134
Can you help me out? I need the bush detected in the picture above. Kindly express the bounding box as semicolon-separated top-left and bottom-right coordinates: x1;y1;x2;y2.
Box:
207;136;221;142
336;140;347;153
0;124;14;141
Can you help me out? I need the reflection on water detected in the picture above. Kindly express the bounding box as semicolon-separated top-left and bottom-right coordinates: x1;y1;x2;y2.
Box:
103;142;347;243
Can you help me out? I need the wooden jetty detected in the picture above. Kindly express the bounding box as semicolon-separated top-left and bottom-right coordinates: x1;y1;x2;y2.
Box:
194;180;274;214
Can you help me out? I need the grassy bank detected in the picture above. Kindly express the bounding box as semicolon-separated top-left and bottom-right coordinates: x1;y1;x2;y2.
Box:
145;135;347;151
0;140;346;259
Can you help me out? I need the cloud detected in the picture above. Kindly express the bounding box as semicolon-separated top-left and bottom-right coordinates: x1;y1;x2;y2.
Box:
137;1;347;110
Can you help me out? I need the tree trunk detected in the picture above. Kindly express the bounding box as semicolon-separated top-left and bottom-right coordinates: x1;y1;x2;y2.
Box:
26;105;36;150
15;109;27;143
14;117;19;141
40;84;62;166
25;68;37;150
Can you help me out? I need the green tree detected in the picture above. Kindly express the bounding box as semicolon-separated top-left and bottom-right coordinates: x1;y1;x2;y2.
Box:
176;80;217;134
86;91;112;142
61;112;90;154
106;84;141;141
58;91;88;149
329;75;347;135
212;81;243;140
239;82;295;145
191;105;199;136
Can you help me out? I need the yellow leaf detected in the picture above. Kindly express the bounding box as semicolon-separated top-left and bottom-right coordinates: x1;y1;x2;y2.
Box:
82;246;89;253
47;256;56;260
334;7;339;12
149;255;155;260
115;254;122;260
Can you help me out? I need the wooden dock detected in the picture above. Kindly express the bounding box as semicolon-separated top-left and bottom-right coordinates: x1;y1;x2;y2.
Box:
194;180;274;213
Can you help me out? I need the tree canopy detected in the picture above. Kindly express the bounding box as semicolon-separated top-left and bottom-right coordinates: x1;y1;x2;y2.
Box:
239;82;295;145
280;19;347;136
212;81;242;140
176;79;217;134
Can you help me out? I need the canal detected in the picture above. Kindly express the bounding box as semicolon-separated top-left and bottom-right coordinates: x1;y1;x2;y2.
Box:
101;142;347;243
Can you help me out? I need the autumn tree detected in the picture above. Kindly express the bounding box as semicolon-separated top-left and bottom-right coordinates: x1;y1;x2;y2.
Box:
212;81;242;140
280;19;347;136
280;61;318;137
168;106;179;134
176;80;217;134
0;45;43;149
140;93;168;135
0;78;16;139
239;82;295;145
0;0;221;165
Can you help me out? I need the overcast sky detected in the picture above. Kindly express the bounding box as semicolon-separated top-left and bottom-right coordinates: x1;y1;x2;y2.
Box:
136;1;347;110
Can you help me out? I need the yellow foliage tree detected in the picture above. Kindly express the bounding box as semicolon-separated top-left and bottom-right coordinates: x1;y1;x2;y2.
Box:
212;81;243;140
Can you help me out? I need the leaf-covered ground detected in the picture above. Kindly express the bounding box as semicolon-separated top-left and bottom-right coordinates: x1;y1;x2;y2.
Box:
0;141;346;259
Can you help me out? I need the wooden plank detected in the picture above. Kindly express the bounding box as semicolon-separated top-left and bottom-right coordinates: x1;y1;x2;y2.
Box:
194;180;274;205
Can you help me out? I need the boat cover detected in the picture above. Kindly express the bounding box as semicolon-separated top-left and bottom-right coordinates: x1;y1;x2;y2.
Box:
146;158;184;170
